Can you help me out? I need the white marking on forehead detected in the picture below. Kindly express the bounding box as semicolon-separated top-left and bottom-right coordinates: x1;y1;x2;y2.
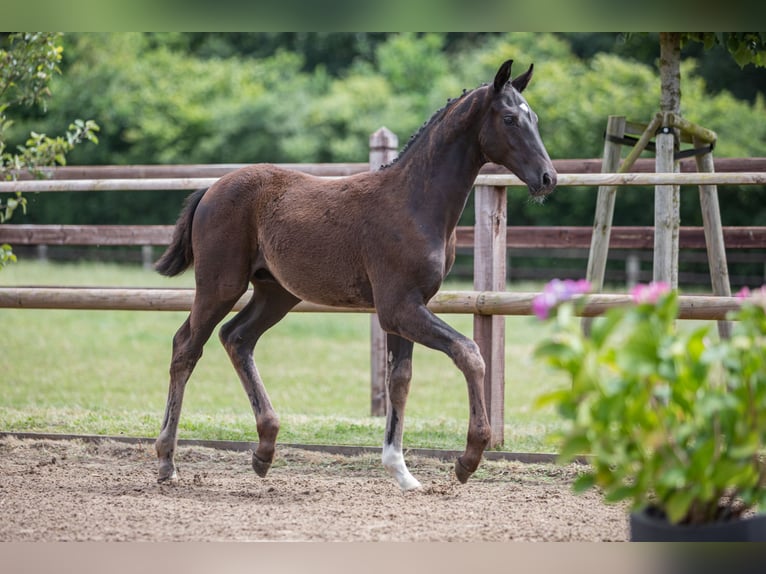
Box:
519;103;530;114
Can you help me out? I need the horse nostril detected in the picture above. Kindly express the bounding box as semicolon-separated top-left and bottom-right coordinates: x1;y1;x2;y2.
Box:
542;172;553;187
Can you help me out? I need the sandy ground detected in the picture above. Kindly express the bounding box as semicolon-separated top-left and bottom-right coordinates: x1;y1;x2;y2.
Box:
0;436;628;542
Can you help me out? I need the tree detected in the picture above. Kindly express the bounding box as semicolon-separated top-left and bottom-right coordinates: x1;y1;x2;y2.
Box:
0;32;98;267
654;33;765;288
658;33;765;115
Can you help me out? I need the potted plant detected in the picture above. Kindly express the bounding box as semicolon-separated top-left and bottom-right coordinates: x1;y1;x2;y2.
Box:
533;279;766;541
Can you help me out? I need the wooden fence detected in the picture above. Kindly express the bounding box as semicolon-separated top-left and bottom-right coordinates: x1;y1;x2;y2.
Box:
2;150;765;447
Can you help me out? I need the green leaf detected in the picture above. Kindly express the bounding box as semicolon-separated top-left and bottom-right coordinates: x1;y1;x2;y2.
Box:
588;311;622;347
665;489;696;524
534;389;571;410
711;459;757;487
572;472;596;493
603;484;637;504
558;434;591;463
658;467;687;490
728;434;760;460
689;438;716;478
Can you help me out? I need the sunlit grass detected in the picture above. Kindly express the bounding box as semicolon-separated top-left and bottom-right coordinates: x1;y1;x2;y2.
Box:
1;260;568;452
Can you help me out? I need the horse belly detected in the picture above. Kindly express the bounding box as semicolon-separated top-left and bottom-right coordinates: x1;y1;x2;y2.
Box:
261;241;374;308
250;173;381;308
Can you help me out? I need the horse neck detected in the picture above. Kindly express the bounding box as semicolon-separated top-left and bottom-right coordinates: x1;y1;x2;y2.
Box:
387;88;489;234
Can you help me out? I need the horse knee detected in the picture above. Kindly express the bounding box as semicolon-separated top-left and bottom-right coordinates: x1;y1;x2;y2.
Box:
450;338;485;379
389;353;412;380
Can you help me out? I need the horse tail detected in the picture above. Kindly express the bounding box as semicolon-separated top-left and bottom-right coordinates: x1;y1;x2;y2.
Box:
154;188;207;277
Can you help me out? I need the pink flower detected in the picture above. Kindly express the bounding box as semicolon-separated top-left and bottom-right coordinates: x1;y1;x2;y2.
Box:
736;285;766;299
736;286;752;300
532;278;591;320
736;285;766;308
630;282;671;304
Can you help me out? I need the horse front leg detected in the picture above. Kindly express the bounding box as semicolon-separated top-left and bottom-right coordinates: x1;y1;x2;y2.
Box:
447;336;491;483
378;300;491;485
382;334;422;491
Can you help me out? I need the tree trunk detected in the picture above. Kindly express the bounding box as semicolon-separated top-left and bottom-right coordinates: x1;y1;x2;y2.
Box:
655;33;682;289
659;32;682;114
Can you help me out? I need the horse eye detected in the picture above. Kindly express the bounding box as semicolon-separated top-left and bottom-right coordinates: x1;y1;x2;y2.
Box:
503;115;516;126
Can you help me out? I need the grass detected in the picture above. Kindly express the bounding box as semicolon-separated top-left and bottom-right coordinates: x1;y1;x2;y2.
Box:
1;260;570;453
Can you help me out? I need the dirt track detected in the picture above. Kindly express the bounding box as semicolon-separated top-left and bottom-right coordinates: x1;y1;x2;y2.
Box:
0;436;628;541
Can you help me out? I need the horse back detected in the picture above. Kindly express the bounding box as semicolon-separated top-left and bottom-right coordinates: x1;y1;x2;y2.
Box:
192;164;453;309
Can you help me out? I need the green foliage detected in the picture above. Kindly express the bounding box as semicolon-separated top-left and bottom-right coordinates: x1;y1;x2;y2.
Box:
6;32;766;230
536;287;766;525
683;33;766;68
0;33;63;110
0;32;99;268
27;32;766;168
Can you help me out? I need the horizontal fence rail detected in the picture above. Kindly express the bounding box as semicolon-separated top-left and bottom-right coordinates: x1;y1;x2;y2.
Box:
4;224;766;250
2;172;766;193
12;157;766;180
0;287;743;320
1;225;173;245
475;172;766;187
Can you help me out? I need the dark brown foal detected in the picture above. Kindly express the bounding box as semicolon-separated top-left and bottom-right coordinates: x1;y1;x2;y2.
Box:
154;59;557;490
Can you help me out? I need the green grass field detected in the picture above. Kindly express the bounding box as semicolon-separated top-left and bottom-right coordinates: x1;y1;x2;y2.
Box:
1;260;570;452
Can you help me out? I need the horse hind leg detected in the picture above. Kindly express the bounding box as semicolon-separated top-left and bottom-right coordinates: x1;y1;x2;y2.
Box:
381;334;422;491
156;284;247;483
218;281;300;479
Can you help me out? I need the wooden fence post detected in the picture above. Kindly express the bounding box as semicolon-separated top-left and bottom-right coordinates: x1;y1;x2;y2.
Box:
625;253;641;289
694;136;732;338
141;245;153;270
654;126;680;287
369;127;399;416
473;184;507;448
584;115;625;333
36;244;49;262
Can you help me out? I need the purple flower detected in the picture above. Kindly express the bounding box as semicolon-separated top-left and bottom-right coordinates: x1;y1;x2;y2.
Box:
630;282;671;304
532;291;558;320
532;278;591;320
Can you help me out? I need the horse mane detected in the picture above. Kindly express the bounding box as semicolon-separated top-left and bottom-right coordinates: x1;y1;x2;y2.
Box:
380;83;489;170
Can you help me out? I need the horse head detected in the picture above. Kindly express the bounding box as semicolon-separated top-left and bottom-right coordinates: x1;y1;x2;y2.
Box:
479;60;557;201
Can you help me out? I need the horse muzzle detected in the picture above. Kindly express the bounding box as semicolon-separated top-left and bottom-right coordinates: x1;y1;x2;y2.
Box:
528;169;557;199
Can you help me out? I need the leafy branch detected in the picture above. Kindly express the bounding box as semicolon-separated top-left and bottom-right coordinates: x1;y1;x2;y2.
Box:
0;33;99;268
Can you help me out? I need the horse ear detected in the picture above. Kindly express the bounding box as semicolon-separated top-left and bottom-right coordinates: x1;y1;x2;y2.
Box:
511;63;534;93
493;59;513;93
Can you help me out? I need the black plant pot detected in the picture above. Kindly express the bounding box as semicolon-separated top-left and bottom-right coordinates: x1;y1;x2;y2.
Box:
630;507;766;542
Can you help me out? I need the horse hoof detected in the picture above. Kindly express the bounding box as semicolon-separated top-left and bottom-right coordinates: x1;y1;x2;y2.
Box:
400;478;423;492
157;469;179;484
252;453;272;478
454;457;473;484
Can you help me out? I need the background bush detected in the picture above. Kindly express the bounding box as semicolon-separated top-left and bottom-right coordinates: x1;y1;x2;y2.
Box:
6;32;766;228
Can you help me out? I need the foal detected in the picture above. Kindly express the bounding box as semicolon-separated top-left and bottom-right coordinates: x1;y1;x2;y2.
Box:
154;59;557;490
